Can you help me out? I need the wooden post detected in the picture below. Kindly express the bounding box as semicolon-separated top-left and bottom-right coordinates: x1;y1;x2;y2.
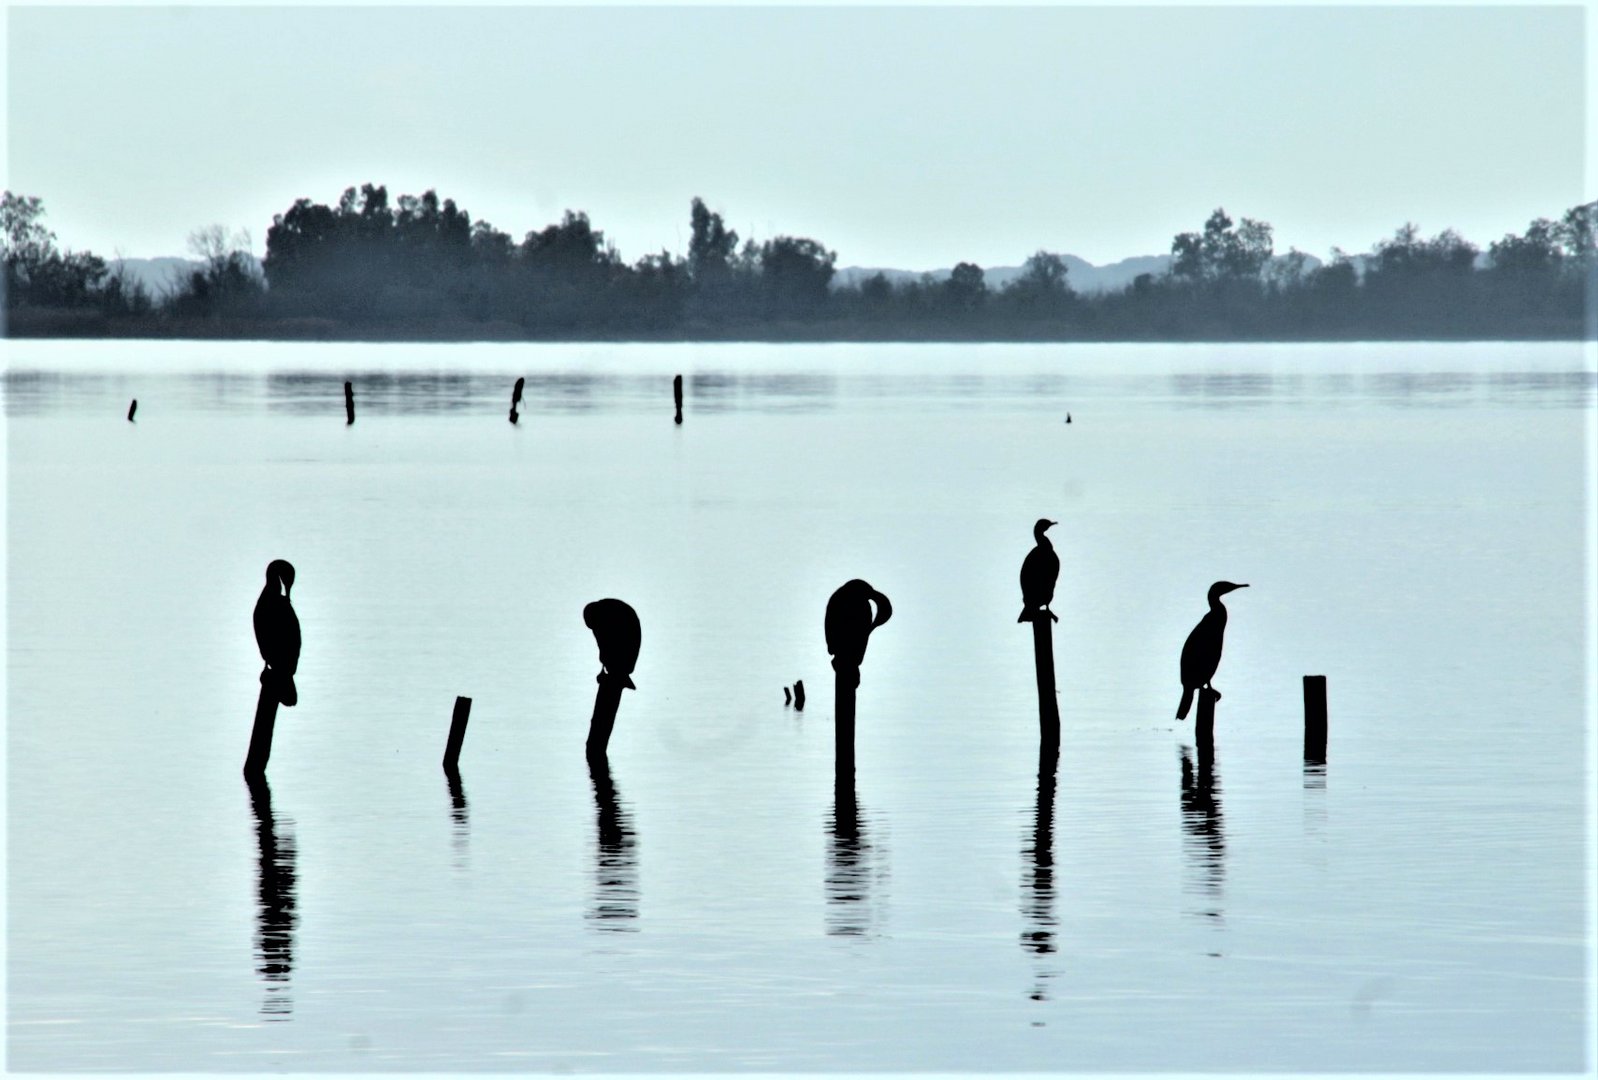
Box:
1303;675;1327;762
673;374;683;425
834;670;856;769
586;678;625;760
127;399;137;422
344;381;355;425
243;680;279;778
1195;687;1218;748
510;377;524;424
793;679;806;710
443;695;472;770
1032;619;1060;739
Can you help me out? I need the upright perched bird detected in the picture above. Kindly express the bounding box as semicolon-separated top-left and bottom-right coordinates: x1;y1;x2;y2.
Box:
1018;518;1060;623
1175;581;1248;720
826;579;893;686
584;599;641;690
254;560;300;707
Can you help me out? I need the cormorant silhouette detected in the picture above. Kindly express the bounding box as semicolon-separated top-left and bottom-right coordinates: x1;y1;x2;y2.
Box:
1017;519;1060;623
1175;581;1247;720
254;560;300;707
825;579;892;687
583;598;641;690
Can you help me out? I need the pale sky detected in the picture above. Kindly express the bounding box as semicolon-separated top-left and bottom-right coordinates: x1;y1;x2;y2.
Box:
2;3;1589;269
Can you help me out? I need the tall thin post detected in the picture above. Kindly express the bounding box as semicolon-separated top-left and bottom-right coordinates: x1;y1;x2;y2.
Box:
443;695;472;770
673;374;683;425
1032;619;1060;739
586;678;625;760
834;672;856;770
1303;675;1327;763
127;399;137;422
1195;687;1218;748
244;681;279;778
344;381;355;425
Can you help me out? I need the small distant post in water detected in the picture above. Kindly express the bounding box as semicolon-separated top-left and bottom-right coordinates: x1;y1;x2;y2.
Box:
825;580;892;768
344;381;355;425
793;679;806;711
246;559;300;778
127;399;137;422
510;376;525;424
784;686;792;706
1303;675;1327;763
582;599;641;759
443;695;472;771
673;374;683;425
1065;412;1071;424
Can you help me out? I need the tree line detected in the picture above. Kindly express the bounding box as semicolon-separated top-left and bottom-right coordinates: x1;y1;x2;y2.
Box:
3;186;1593;340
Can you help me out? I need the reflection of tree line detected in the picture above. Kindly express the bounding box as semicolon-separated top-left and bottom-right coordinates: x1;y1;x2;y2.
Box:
5;187;1592;339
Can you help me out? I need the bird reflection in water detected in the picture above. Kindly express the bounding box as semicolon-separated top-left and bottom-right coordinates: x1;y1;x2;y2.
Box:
1021;740;1061;1001
587;756;639;931
246;775;297;1020
444;765;470;870
1179;743;1226;931
826;765;886;938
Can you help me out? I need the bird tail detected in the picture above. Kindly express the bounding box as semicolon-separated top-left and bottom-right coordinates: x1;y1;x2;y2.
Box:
1018;607;1035;623
1175;685;1193;720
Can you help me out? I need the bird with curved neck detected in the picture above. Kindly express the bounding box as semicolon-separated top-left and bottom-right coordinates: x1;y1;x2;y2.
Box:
254;559;300;707
583;598;641;690
1175;581;1247;720
826;579;893;688
1017;518;1060;623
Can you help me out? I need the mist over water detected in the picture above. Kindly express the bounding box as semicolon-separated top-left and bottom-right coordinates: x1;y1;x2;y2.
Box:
5;340;1591;1070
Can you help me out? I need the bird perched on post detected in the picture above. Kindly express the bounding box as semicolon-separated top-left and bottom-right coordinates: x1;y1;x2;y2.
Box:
1175;581;1248;720
254;559;300;707
825;579;893;688
1018;518;1060;623
583;598;641;690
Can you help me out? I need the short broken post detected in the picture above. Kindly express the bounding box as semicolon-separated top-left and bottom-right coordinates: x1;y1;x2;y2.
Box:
673;374;683;425
443;695;472;771
793;680;806;711
243;679;279;779
510;377;524;424
344;381;355;425
1303;675;1327;763
127;399;137;422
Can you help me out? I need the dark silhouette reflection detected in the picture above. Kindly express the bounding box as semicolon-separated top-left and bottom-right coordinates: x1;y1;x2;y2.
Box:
444;766;469;868
1021;740;1061;1001
587;756;639;931
1176;581;1246;720
1179;744;1225;927
246;776;297;1020
826;765;885;938
253;559;300;708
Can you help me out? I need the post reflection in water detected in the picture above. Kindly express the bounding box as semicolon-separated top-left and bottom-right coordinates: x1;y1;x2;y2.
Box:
1020;740;1061;1002
1178;743;1226;933
245;775;297;1021
586;757;639;931
826;765;886;938
444;765;469;870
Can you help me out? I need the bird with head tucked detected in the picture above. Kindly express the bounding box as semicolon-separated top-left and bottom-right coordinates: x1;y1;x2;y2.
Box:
825;579;893;688
584;598;641;690
254;559;300;707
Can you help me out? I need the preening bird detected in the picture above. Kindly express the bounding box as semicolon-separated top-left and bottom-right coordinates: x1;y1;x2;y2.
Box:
825;579;893;686
1018;518;1060;623
583;598;641;690
253;559;300;707
1175;581;1248;720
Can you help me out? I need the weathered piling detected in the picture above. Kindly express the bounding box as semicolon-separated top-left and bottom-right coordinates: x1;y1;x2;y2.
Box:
784;686;792;706
243;680;279;778
127;399;137;422
1303;675;1327;762
443;695;472;770
825;580;892;767
1032;619;1060;739
793;680;806;710
583;599;641;759
510;377;524;424
1195;687;1218;748
673;374;683;425
344;381;355;425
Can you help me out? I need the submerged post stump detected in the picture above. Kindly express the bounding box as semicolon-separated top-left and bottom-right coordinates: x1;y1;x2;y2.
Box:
793;679;806;711
127;399;137;422
344;381;355;425
510;377;524;424
243;680;279;778
1303;675;1327;762
1195;687;1218;747
1032;619;1060;738
443;695;472;770
673;374;683;425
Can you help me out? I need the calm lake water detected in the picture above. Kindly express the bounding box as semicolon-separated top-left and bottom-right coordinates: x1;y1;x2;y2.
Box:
4;340;1594;1071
